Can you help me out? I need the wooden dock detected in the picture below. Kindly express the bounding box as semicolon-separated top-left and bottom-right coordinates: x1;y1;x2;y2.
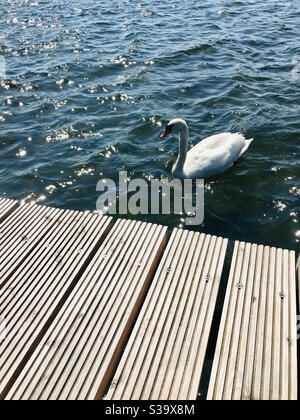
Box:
0;197;298;400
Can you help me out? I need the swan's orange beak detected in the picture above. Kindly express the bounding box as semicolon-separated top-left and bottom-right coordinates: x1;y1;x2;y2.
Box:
160;126;172;138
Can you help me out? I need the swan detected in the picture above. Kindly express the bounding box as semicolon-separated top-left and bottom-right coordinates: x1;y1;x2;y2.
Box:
160;118;253;178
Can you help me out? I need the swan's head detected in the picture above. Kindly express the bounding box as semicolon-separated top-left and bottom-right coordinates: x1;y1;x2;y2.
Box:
160;118;188;138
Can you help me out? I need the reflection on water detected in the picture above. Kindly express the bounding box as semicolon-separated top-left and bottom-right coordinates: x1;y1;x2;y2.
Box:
0;0;299;250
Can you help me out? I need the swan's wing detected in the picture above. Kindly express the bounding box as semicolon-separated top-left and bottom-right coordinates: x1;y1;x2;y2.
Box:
189;132;245;153
184;133;249;177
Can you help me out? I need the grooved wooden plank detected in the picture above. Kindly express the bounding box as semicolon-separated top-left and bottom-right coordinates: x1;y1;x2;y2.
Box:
207;242;298;400
290;254;298;398
0;198;19;224
0;203;66;288
0;209;112;399
106;228;228;400
5;219;167;400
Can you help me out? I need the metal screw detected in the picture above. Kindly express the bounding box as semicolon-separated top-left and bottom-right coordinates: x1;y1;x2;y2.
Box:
205;275;211;283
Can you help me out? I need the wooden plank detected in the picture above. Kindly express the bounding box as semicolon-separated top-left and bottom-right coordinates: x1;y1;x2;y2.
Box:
106;228;228;400
5;219;167;400
0;203;66;287
0;197;19;224
239;244;264;399
0;209;112;399
207;241;298;400
290;254;298;398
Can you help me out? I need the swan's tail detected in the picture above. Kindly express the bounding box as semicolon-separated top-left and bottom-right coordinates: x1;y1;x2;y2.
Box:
237;137;253;159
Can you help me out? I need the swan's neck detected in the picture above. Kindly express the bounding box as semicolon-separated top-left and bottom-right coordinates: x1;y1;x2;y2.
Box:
172;127;189;176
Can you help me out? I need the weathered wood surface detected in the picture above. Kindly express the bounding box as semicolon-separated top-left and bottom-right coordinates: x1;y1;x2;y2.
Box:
0;207;112;398
5;219;167;400
0;198;298;400
0;203;65;288
207;242;298;400
0;197;19;224
106;229;228;400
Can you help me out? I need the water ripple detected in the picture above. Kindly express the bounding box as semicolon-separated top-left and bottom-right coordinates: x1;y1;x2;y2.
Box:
0;0;299;250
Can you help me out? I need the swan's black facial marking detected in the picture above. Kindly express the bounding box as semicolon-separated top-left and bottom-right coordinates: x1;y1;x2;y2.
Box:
160;123;174;138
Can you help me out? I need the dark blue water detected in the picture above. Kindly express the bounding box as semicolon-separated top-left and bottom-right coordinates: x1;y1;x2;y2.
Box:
0;0;299;251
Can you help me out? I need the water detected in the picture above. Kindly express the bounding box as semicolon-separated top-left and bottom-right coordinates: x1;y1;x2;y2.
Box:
0;0;299;251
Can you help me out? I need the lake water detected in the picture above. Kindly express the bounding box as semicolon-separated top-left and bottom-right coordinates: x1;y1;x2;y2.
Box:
0;0;299;251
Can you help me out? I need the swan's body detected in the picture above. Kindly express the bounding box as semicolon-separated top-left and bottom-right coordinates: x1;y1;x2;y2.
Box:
160;119;253;178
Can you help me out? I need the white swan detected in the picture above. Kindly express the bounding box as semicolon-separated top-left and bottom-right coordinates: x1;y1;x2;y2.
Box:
160;118;253;178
